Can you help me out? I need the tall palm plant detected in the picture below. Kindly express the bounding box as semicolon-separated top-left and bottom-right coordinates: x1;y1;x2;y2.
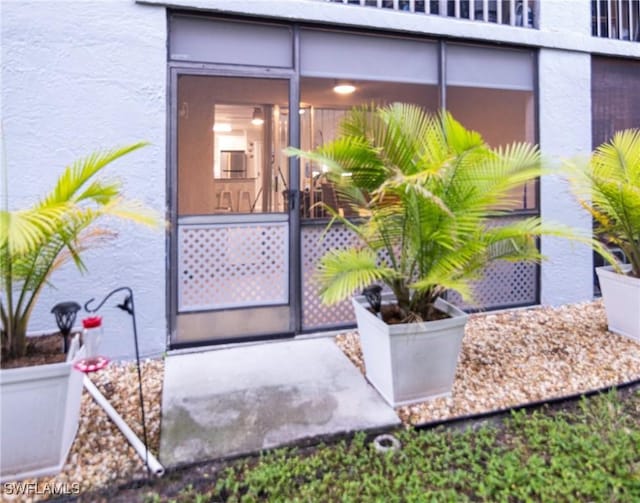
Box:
288;103;609;322
1;141;157;358
567;128;640;278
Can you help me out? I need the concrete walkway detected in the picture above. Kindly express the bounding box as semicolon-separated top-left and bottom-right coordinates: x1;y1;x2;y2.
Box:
159;337;400;467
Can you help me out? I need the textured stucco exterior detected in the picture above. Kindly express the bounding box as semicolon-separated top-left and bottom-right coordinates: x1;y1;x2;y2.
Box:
1;0;168;358
537;0;592;37
537;2;597;305
538;49;594;305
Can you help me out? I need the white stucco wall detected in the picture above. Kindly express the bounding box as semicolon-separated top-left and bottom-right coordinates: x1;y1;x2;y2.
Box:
538;49;594;306
1;0;168;358
537;1;596;306
538;0;591;37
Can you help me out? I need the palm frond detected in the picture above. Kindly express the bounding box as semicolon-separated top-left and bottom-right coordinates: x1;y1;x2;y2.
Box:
40;141;148;207
99;198;163;228
316;248;396;305
0;204;70;255
288;103;603;317
566;128;640;276
1;141;158;357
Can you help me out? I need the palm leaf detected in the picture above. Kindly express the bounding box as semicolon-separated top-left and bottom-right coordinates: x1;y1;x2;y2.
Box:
40;141;148;207
566;128;640;276
1;141;159;357
289;103;605;318
0;204;70;255
317;248;396;305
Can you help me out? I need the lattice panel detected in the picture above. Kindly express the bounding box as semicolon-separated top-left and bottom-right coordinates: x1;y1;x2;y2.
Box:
448;260;537;310
301;216;538;331
178;223;288;311
448;216;538;309
301;225;361;330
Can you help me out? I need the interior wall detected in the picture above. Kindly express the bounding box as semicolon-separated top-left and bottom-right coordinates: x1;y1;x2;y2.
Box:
301;79;439;109
447;86;537;210
447;87;533;145
177;76;288;215
178;78;216;215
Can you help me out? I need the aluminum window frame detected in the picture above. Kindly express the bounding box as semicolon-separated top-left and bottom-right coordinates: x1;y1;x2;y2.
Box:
167;63;299;347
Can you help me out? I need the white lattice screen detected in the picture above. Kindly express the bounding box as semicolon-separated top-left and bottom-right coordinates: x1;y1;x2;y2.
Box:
447;216;538;309
178;218;536;326
301;225;361;329
446;260;537;310
301;217;538;330
178;223;289;311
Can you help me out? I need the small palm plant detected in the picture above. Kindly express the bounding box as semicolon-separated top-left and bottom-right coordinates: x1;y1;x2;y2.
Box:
567;128;640;277
1;141;157;358
288;103;607;322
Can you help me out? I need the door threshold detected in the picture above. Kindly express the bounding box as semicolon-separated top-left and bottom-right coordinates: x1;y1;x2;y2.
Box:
168;332;295;355
167;329;349;357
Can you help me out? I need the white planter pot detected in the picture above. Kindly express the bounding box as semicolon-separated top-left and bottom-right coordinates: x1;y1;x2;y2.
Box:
596;265;640;342
0;336;85;482
352;294;468;407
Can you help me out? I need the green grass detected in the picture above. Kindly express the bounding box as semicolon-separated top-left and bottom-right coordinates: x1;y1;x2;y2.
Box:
146;390;640;502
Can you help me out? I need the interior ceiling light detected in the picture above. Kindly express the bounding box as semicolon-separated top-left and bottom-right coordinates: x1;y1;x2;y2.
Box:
333;81;356;95
212;123;232;132
251;107;264;126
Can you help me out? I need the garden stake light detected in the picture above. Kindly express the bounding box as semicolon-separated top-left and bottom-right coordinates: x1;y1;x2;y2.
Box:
84;286;149;475
362;285;383;319
51;301;81;354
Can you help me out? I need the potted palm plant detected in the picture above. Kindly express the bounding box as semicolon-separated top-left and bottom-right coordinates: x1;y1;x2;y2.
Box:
288;103;608;407
0;140;156;481
568;129;640;341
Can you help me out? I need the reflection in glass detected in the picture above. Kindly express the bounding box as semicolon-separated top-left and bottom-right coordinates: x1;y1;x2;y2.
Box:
299;77;439;219
177;76;289;215
447;86;537;211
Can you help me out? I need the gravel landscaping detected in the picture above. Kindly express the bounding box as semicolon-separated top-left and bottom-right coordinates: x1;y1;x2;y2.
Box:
337;300;640;424
0;360;164;502
2;300;639;501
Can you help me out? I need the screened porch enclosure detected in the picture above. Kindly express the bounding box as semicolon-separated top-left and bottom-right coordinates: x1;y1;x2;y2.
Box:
177;76;290;217
175;74;293;342
169;14;540;345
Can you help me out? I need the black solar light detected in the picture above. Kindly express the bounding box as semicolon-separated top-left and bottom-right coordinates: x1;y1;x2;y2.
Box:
51;301;81;354
362;284;383;318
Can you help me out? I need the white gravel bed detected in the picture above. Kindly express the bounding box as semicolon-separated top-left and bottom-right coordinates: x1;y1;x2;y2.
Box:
0;360;164;502
336;300;640;425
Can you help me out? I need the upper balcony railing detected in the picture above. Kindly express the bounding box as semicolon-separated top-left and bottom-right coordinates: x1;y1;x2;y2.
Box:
324;0;537;28
592;0;640;41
